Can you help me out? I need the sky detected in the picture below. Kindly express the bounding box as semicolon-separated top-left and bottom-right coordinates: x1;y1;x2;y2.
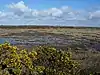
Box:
0;0;100;26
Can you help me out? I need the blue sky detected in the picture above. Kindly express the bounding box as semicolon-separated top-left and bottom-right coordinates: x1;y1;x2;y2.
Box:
0;0;100;10
0;0;100;26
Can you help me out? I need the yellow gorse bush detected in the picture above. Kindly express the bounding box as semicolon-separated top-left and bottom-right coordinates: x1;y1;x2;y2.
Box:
0;42;79;75
0;42;38;75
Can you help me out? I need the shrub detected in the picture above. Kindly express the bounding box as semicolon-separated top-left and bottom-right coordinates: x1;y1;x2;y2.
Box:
0;42;39;75
0;43;79;75
33;46;79;75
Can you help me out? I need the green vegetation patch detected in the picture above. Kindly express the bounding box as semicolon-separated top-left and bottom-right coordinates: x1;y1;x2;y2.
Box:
0;42;79;75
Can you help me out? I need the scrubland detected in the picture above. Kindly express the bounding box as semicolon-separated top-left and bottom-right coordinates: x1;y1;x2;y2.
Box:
0;26;100;74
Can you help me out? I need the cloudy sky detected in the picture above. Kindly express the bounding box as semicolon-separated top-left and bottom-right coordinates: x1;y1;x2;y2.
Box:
0;0;100;26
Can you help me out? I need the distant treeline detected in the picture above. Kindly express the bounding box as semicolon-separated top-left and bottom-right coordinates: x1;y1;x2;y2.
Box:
0;25;100;29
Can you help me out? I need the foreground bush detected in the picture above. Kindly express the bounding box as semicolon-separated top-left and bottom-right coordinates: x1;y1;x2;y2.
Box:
0;42;79;75
0;42;38;75
33;46;79;75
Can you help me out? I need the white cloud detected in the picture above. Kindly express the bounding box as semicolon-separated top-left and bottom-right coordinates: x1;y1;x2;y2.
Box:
0;11;7;18
32;10;39;16
8;1;31;12
48;8;63;17
89;10;100;19
7;1;32;16
0;1;100;26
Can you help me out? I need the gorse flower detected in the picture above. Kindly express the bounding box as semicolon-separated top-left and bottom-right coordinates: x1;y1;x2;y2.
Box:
0;42;79;75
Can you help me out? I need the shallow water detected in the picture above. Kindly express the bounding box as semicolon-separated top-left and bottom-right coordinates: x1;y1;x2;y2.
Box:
0;38;9;44
0;38;16;44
